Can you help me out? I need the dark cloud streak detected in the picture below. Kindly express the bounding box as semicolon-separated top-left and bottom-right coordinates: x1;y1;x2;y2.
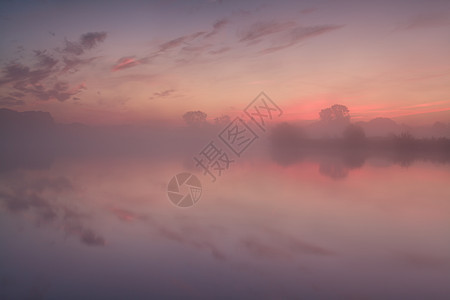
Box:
0;175;106;247
111;56;150;72
110;18;230;72
80;32;107;49
0;31;103;103
401;12;450;30
239;21;296;44
0;96;25;106
204;18;229;38
61;31;107;56
149;89;176;100
259;24;344;54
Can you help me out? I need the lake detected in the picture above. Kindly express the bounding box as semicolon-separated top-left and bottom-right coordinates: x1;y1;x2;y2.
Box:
1;146;450;299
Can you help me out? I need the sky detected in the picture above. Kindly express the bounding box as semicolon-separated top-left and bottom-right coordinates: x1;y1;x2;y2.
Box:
0;0;449;125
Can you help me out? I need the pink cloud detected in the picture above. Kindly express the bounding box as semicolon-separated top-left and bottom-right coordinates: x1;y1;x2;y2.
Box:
111;56;146;72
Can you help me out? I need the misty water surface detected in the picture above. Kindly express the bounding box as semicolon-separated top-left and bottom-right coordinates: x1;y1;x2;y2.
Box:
1;139;449;300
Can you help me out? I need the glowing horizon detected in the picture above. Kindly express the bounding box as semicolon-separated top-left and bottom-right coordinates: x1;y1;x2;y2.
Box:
0;0;449;126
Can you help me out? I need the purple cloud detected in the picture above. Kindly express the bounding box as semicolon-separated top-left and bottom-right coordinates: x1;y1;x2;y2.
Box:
260;24;344;54
204;18;229;38
13;81;84;102
62;39;84;55
208;46;231;55
0;32;100;102
149;89;176;100
401;13;450;30
158;31;205;52
61;31;107;55
61;56;99;73
238;21;296;44
0;96;25;106
111;56;149;72
80;32;107;49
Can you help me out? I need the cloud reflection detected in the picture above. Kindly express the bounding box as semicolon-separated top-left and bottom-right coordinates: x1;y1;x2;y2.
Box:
0;174;105;247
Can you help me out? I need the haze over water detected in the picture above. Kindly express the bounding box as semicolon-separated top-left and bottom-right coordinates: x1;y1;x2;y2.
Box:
1;145;450;299
1;0;450;299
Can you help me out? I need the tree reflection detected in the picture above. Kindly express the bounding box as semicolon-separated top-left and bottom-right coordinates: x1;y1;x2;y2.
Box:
269;122;450;180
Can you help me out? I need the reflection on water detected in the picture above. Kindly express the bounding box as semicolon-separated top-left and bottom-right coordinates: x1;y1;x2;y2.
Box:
269;123;450;181
1;146;450;299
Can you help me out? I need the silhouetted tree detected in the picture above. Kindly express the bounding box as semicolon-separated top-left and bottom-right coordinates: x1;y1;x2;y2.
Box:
319;104;350;123
269;122;304;165
317;104;351;137
393;131;415;167
182;111;207;126
213;115;230;126
343;124;366;143
395;131;414;146
319;161;348;179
